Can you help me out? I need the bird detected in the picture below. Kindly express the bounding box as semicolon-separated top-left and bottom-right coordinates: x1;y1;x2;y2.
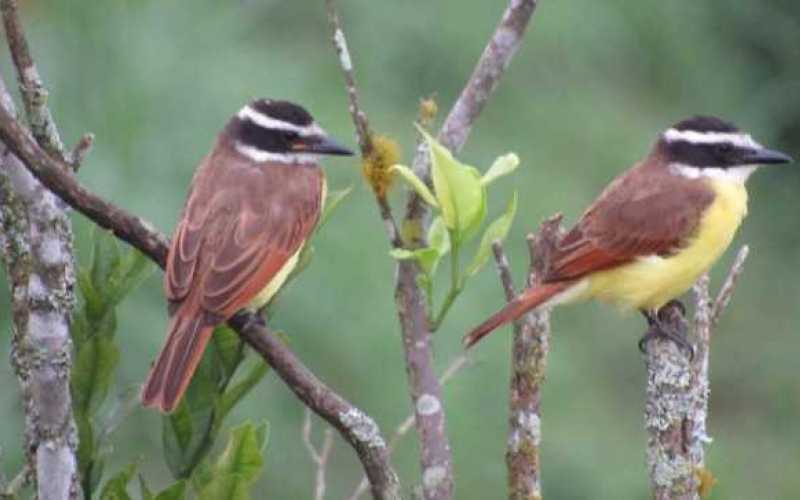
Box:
464;116;792;349
141;98;353;412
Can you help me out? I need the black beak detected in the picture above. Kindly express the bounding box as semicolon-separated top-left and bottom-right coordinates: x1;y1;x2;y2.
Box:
306;135;354;156
743;147;793;165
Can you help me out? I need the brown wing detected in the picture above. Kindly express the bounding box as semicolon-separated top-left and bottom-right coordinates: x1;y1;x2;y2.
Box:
545;164;714;282
165;154;323;318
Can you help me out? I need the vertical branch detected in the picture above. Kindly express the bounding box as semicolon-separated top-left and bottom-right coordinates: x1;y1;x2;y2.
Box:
324;1;539;497
0;0;65;158
491;214;560;500
396;2;540;498
644;246;748;499
0;73;80;499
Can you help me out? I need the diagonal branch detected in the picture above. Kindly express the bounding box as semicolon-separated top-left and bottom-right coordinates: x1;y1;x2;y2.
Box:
348;353;471;500
0;79;400;500
0;0;65;158
406;0;540;221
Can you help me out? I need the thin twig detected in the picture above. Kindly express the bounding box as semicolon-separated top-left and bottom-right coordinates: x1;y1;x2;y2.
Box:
323;0;402;249
0;78;400;500
711;245;749;326
348;354;471;500
0;0;65;158
302;409;335;500
68;133;94;169
0;464;30;498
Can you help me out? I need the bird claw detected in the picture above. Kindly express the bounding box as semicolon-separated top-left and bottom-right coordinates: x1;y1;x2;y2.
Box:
233;310;267;331
638;302;694;360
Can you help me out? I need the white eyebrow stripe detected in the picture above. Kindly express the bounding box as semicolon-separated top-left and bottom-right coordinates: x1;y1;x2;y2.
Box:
237;105;304;133
237;105;322;138
663;128;761;149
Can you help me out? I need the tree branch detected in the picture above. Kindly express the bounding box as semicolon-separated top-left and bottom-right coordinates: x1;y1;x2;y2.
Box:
0;0;65;159
0;75;400;500
394;2;540;497
0;75;80;500
323;0;402;249
490;213;560;500
644;247;748;499
302;409;335;500
324;1;539;497
347;354;471;500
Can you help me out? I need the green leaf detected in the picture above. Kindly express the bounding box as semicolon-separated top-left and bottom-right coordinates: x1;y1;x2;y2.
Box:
91;229;122;296
481;153;520;186
72;336;120;416
389;164;438;208
100;462;138;500
319;185;353;229
106;248;153;306
417;126;486;241
75;412;97;489
389;218;451;277
389;247;443;277
154;480;188;500
466;191;518;276
216;361;270;426
428;216;450;255
196;421;267;500
209;326;244;382
388;249;416;260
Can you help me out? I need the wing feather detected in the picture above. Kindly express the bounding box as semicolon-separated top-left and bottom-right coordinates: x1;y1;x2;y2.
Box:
545;165;715;282
164;153;323;318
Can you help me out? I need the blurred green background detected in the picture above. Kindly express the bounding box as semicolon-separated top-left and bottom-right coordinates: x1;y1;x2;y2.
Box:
1;0;798;498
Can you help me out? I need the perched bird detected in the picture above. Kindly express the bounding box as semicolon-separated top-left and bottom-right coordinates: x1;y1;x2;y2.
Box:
464;116;792;349
142;99;353;412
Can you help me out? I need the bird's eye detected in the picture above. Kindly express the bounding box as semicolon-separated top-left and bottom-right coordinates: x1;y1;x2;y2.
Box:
715;143;733;156
283;131;299;141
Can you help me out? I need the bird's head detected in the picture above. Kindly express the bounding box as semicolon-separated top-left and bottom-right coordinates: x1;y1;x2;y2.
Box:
227;98;354;165
657;115;792;182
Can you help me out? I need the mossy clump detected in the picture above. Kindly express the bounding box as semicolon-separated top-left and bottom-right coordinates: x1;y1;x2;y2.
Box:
695;466;717;498
361;134;400;199
418;97;438;127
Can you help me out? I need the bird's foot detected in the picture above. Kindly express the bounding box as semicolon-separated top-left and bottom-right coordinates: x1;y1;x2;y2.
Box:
638;301;694;359
232;310;267;331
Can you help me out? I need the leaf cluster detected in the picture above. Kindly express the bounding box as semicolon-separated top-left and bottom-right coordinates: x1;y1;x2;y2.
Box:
391;128;519;329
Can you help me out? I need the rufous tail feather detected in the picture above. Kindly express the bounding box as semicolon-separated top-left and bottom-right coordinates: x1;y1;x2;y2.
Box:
141;310;214;413
463;282;570;348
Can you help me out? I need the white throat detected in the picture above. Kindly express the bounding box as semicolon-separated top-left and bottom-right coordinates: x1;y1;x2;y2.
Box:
670;163;758;184
234;142;320;165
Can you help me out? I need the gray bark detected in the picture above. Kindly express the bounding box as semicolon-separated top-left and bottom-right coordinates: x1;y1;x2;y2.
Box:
0;80;80;500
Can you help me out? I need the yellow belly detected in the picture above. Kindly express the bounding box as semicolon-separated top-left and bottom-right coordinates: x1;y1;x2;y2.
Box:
245;177;326;311
586;179;748;311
